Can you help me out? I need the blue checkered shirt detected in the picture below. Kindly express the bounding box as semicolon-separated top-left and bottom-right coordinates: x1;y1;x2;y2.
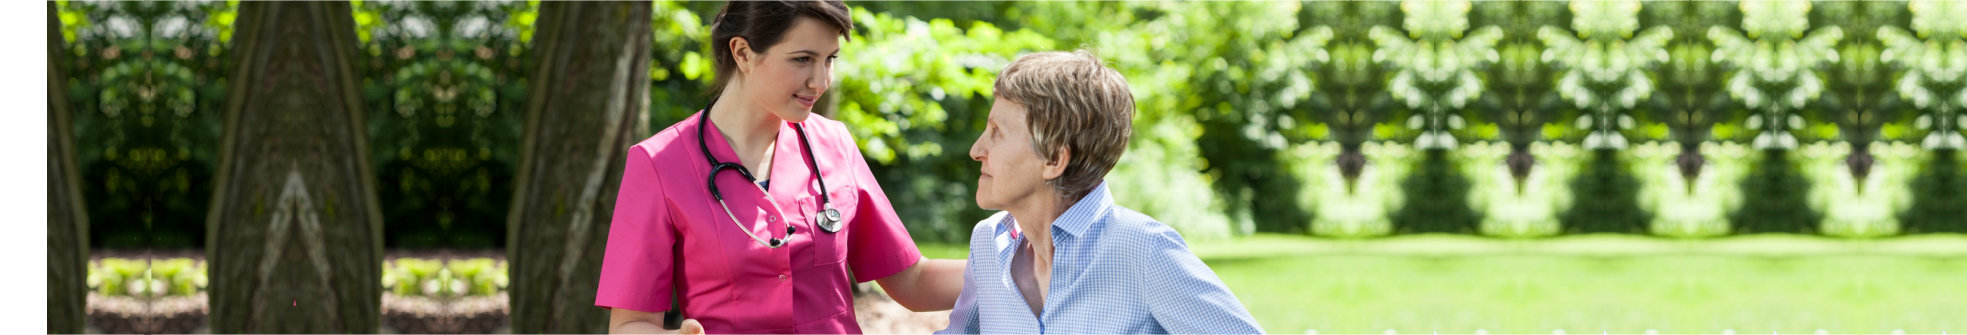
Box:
935;182;1264;334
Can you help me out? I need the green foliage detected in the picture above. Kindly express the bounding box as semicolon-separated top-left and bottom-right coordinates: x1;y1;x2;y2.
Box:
1558;149;1652;234
1371;1;1495;234
1467;141;1577;238
1729;149;1824;234
1372;0;1501;150
1802;142;1919;237
1644;1;1736;150
1069;1;1334;234
355;1;536;248
1877;0;1967;149
1899;149;1967;233
1297;141;1409;238
86;258;206;297
55;0;1967;245
1107;117;1239;241
1709;0;1844;150
1305;1;1400;152
1539;0;1672;150
1810;1;1907;149
58;0;236;249
645;0;718;131
1389;148;1482;234
1633;141;1747;238
1472;1;1566;149
383;258;508;298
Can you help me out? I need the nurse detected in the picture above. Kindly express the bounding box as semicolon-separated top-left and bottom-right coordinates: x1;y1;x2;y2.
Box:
595;1;965;333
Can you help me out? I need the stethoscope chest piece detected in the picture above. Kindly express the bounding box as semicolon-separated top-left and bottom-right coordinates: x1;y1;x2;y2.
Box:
816;205;843;233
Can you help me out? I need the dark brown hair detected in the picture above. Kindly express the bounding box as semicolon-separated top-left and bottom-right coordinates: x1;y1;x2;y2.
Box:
707;0;853;96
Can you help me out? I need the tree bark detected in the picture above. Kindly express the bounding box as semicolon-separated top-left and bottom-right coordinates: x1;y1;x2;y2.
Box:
205;2;382;333
506;2;652;333
48;3;90;333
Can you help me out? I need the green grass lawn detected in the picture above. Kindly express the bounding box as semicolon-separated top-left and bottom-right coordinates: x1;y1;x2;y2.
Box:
917;234;1967;334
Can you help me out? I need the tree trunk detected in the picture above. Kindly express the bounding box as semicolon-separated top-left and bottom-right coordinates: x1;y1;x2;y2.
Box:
47;3;90;333
506;2;652;333
205;2;382;333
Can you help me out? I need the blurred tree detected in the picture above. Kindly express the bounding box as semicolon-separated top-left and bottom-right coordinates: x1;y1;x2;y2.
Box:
645;0;718;133
1373;0;1499;233
1901;149;1967;233
1306;1;1400;193
205;2;382;332
1540;0;1668;234
1540;0;1670;151
854;1;1023;33
47;3;89;333
1374;0;1501;151
1812;1;1909;191
1711;0;1840;234
1710;1;1843;151
1881;0;1967;233
1125;2;1330;234
1644;1;1737;193
1879;0;1967;150
354;0;536;248
1472;0;1567;192
506;2;650;333
57;0;234;249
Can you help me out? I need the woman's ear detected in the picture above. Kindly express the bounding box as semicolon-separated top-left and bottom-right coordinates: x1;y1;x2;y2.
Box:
730;36;755;75
1042;146;1071;181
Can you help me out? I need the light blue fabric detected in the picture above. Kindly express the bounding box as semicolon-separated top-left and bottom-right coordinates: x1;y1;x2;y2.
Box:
937;182;1264;334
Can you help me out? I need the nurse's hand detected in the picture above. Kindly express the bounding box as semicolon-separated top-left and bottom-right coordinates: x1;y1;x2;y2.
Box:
675;319;703;335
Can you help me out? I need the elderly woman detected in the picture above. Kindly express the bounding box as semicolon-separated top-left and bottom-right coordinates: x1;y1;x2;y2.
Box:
937;50;1264;334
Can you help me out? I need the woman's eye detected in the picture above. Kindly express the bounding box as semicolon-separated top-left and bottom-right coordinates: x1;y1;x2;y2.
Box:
793;56;812;64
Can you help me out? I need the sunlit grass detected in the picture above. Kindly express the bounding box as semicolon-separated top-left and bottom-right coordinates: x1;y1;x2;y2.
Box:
918;233;1967;334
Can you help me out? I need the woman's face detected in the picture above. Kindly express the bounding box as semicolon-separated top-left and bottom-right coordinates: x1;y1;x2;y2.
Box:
969;98;1063;212
736;16;841;123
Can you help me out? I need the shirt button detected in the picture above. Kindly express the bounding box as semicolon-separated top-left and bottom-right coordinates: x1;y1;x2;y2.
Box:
778;274;788;281
768;216;778;222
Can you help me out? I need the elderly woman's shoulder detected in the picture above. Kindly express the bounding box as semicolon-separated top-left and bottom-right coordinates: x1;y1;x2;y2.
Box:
1099;206;1189;246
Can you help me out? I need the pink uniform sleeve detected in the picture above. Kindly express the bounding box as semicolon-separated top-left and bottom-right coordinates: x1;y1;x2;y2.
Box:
595;145;676;313
841;128;924;282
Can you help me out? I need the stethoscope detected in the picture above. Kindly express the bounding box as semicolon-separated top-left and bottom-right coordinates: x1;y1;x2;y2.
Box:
698;98;843;249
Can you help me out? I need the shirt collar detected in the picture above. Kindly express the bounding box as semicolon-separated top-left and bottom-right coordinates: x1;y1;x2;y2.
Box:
993;181;1114;241
1051;181;1113;238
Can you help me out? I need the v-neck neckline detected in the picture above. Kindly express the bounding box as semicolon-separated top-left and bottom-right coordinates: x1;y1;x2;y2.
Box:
1011;238;1046;320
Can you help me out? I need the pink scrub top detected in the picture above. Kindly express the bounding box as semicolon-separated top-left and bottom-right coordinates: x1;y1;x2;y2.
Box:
595;111;923;334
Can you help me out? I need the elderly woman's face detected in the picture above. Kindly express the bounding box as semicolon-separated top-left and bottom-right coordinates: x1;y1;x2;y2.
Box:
969;98;1059;212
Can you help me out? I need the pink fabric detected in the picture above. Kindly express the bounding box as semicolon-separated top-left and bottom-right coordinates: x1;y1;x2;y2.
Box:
596;111;922;334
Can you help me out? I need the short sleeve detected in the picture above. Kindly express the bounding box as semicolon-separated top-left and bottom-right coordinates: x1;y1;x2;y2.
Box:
839;126;922;282
595;145;678;313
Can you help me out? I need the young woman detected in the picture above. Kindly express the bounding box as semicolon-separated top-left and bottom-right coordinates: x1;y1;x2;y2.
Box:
595;1;964;333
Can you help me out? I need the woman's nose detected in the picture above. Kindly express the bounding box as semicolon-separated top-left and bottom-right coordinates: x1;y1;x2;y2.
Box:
809;63;830;92
969;139;986;162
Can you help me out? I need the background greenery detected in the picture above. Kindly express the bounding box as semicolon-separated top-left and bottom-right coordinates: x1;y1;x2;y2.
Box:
53;0;1967;332
58;0;1967;248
